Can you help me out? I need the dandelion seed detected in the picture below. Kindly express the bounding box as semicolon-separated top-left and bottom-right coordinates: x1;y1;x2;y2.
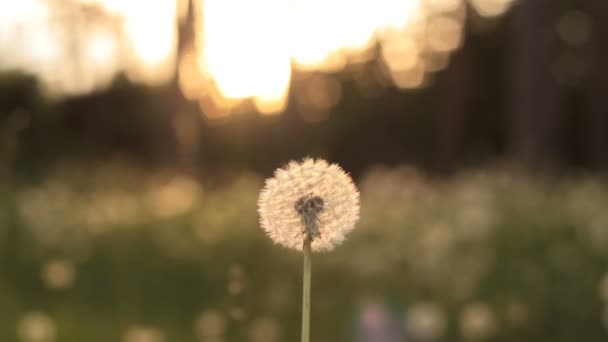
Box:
258;158;360;252
258;158;359;342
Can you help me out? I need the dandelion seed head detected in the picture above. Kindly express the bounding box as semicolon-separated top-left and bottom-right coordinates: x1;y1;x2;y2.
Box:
258;158;360;252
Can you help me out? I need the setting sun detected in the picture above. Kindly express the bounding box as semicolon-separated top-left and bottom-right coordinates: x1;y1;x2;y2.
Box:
0;0;515;113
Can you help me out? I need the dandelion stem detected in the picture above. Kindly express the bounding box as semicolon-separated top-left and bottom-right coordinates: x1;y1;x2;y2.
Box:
301;237;312;342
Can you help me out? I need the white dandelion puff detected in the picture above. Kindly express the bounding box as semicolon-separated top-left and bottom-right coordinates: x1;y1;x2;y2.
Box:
258;158;360;252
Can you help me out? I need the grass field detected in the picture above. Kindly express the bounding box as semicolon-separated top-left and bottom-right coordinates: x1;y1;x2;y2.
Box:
2;161;608;341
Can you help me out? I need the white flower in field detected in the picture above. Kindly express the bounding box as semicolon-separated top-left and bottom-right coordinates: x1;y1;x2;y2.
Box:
405;302;447;340
17;312;56;342
41;258;75;290
123;325;164;342
258;158;360;252
459;303;497;340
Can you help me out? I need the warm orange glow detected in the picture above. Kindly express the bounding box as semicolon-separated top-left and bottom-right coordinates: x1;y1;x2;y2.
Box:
200;0;292;113
83;28;119;90
470;0;515;17
427;16;463;53
0;0;516;114
179;46;208;101
381;36;420;72
86;30;117;66
0;1;58;69
121;0;178;84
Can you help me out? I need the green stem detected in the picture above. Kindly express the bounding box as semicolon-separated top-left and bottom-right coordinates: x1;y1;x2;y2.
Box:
301;238;312;342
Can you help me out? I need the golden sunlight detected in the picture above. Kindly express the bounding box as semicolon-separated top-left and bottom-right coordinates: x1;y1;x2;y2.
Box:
199;0;292;114
0;0;515;114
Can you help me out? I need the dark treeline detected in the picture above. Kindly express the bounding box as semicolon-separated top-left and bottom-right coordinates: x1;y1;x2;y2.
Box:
0;0;607;181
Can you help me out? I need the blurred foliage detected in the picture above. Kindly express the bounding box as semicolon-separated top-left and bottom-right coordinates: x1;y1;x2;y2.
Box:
1;161;608;341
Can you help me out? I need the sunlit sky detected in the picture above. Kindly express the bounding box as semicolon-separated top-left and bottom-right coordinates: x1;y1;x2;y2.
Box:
0;0;515;115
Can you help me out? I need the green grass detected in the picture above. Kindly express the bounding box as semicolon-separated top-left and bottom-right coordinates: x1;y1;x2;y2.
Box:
2;162;608;341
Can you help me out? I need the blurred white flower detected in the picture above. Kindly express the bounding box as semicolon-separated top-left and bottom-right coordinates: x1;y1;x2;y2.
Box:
123;325;164;342
599;273;608;302
603;305;608;332
194;310;226;339
405;302;447;340
17;312;56;342
41;258;76;290
503;300;528;325
459;303;497;340
258;158;359;252
249;317;280;342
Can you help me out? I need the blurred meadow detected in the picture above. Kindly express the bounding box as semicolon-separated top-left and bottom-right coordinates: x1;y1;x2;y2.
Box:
1;0;608;341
